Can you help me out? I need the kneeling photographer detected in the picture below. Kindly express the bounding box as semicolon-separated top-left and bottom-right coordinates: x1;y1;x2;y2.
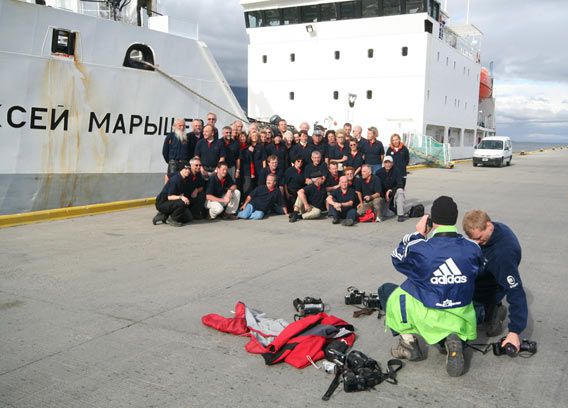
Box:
378;196;484;377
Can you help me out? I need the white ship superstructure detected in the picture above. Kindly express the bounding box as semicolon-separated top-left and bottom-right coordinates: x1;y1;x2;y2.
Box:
0;0;246;214
241;0;496;159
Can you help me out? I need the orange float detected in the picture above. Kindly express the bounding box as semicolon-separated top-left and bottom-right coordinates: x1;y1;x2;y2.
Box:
479;67;492;99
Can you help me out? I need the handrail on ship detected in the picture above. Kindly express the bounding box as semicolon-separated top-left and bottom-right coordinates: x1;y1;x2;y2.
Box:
139;60;249;124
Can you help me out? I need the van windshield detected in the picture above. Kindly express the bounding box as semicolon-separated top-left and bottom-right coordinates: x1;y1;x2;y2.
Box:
478;140;503;150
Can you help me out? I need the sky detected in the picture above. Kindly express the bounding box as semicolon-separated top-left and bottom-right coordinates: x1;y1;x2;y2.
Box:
160;0;568;143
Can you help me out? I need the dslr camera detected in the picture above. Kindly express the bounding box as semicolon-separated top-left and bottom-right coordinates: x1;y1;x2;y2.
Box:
343;351;383;392
293;297;325;317
492;338;537;357
362;292;380;309
345;287;365;305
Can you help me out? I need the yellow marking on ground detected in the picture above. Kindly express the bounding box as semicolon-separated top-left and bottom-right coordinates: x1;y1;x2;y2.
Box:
0;198;155;228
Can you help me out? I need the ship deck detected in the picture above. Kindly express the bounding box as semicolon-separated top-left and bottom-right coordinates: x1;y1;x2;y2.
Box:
1;150;567;408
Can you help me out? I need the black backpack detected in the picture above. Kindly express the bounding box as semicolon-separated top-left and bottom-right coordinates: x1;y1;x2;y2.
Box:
407;204;424;218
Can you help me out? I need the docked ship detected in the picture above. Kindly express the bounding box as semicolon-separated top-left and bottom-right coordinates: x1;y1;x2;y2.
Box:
0;0;246;215
241;0;496;162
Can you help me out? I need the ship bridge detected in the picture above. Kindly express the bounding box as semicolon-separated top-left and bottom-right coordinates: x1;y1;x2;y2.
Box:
241;0;488;160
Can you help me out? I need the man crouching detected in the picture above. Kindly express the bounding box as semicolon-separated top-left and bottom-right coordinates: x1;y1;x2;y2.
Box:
378;196;484;376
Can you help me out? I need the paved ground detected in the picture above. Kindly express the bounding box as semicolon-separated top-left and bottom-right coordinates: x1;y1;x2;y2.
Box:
1;150;567;408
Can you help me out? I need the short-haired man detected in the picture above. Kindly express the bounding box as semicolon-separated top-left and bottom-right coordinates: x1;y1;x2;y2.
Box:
462;210;528;352
379;196;483;377
187;119;203;156
298;121;310;133
325;162;341;192
206;112;219;139
265;132;288;169
205;162;240;220
362;126;385;175
184;157;207;220
290;171;327;223
310;129;327;160
283;156;306;212
162;118;191;176
343;122;352;138
326;176;358;226
290;131;313;165
257;155;284;189
304;150;329;181
221;125;240;179
352;125;367;149
195;124;226;178
343;166;363;206
237;174;287;220
277;119;288;136
153;164;194;227
356;164;382;219
376;156;406;222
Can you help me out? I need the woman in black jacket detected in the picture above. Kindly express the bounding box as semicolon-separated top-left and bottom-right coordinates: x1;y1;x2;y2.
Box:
385;133;410;188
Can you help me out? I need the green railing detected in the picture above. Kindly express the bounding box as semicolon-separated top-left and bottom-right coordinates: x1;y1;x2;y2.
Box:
403;133;451;168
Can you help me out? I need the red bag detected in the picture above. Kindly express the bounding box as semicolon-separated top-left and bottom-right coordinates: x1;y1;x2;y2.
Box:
358;208;376;223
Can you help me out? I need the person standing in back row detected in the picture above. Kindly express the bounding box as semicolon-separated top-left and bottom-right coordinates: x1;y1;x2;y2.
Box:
386;134;410;188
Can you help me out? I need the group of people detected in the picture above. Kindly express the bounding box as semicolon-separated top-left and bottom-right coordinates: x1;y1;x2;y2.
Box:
155;114;530;379
154;113;411;226
380;197;528;377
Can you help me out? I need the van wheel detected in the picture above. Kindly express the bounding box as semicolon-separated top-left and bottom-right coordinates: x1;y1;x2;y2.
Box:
499;158;504;167
472;162;477;167
507;157;512;166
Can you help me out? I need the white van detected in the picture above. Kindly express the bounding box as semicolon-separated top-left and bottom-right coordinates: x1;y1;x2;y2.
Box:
472;136;513;167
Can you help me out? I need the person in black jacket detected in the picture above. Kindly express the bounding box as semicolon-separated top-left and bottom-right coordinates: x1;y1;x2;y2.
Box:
376;156;406;222
462;210;529;353
385;133;410;188
153;165;193;227
237;174;287;220
162;118;191;177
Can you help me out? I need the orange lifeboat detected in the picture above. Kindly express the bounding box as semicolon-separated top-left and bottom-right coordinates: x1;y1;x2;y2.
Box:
479;67;492;100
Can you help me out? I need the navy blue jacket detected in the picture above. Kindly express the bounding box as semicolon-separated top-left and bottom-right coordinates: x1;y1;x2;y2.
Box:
330;187;357;211
392;229;484;309
156;173;189;201
265;143;288;169
362;139;385;165
386;145;410;176
249;185;285;213
345;151;364;170
222;139;240;168
304;162;329;179
474;222;528;333
162;132;191;162
195;138;226;168
284;166;305;193
301;183;327;210
290;143;313;164
376;167;403;196
257;167;284;188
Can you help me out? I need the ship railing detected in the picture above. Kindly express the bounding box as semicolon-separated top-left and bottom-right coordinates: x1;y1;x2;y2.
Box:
403;133;452;168
442;26;479;63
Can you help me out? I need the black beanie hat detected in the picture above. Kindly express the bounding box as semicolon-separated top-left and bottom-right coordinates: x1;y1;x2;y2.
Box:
431;196;458;225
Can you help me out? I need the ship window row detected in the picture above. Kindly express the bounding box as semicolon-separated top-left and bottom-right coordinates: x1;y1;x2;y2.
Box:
245;0;440;28
262;46;409;63
290;90;374;100
436;51;472;77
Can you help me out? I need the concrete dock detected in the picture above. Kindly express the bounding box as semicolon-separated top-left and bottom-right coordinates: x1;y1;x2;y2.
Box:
1;150;567;407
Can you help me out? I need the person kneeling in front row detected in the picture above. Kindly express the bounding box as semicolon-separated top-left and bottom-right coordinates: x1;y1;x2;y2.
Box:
289;171;327;223
153;165;193;227
378;196;483;376
326;176;358;226
237;174;287;220
205;162;241;220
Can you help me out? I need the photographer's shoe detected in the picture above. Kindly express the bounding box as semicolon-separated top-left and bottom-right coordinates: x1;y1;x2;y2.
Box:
486;304;507;337
342;218;354;226
444;333;465;377
332;217;341;224
391;336;424;361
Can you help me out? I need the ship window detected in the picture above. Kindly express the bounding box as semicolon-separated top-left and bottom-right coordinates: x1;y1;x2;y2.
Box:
362;0;380;17
383;0;401;16
453;61;456;69
446;56;449;65
463;66;466;75
246;11;264;28
289;91;295;100
321;3;338;21
301;5;319;22
262;55;267;63
123;43;155;71
402;46;408;56
431;0;441;20
265;9;281;26
290;53;295;62
427;89;430;100
51;29;76;56
334;50;340;60
339;1;361;20
282;7;299;25
406;0;424;13
333;91;339;100
367;90;373;99
368;48;374;58
437;51;440;61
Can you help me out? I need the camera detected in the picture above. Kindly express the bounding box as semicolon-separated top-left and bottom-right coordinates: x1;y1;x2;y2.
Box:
362;292;380;309
492;338;537;357
345;287;365;305
343;351;383;392
324;340;348;365
293;297;325;317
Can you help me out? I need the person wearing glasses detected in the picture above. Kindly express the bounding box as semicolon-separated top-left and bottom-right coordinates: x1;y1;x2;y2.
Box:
206;112;219;139
345;138;364;177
